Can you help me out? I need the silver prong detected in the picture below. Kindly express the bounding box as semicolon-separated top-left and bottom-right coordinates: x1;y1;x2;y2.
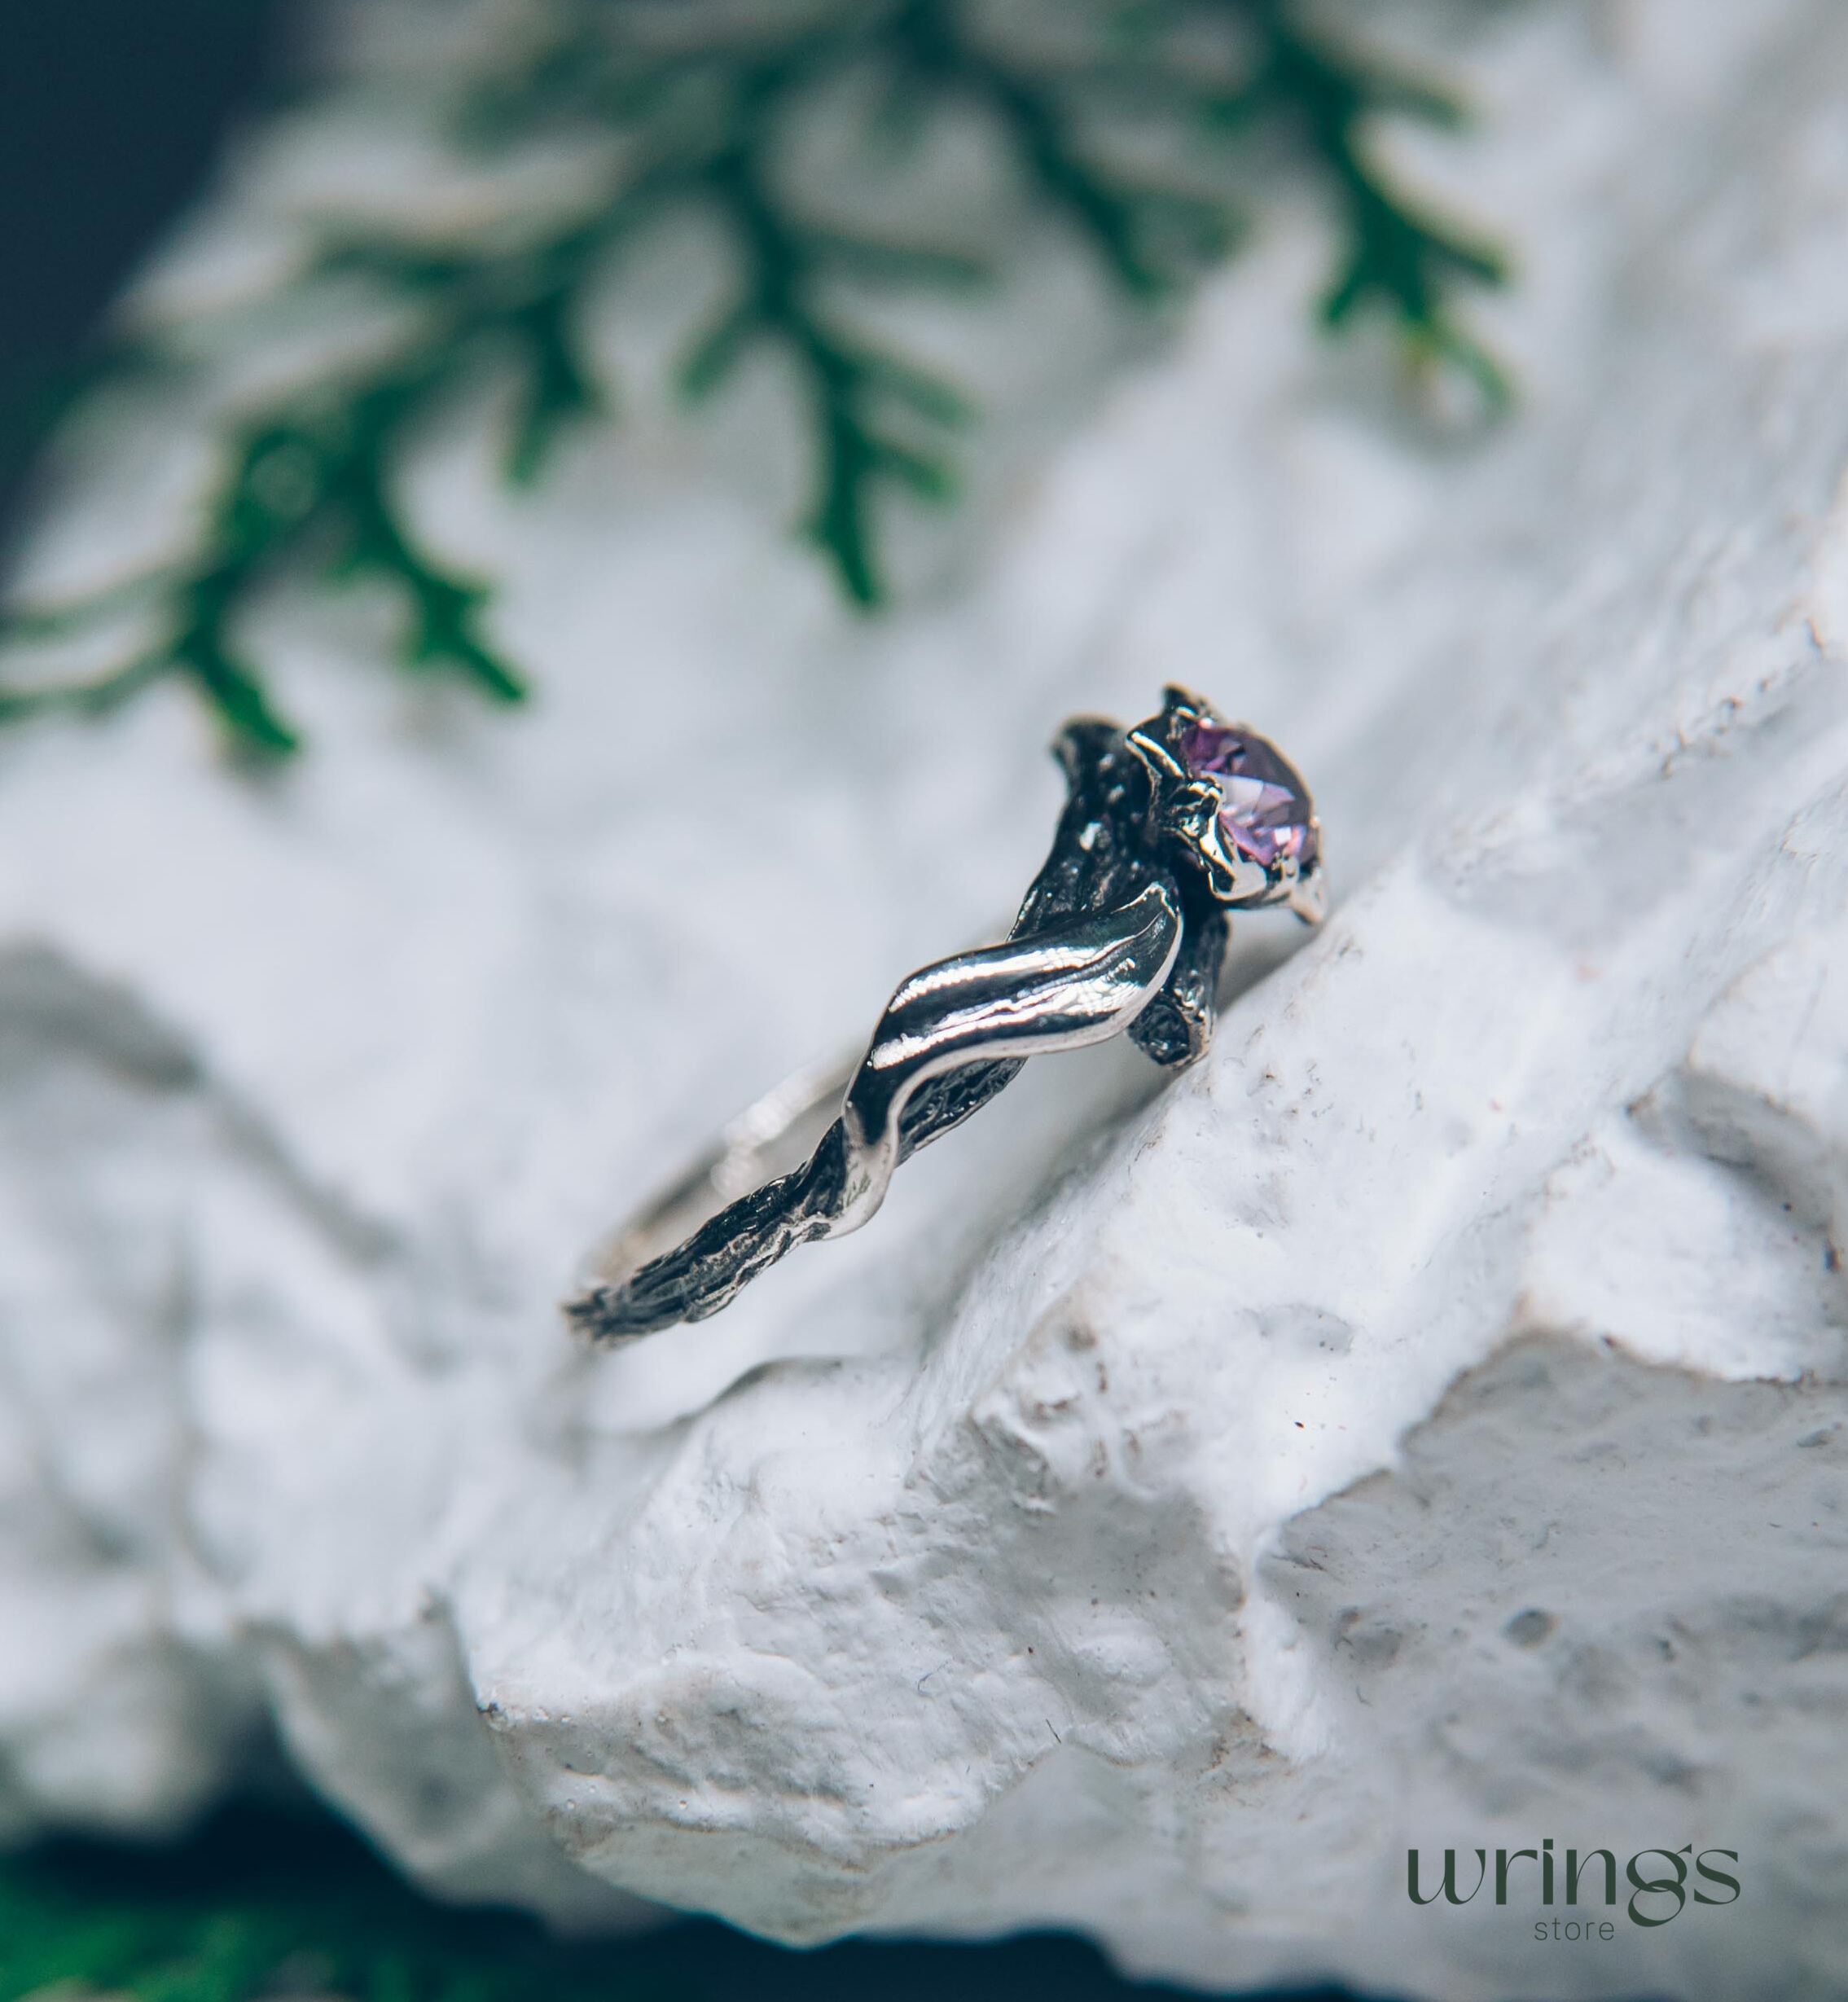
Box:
1288;867;1328;926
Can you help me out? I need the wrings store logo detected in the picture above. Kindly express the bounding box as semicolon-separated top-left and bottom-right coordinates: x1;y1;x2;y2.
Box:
1407;1841;1740;1938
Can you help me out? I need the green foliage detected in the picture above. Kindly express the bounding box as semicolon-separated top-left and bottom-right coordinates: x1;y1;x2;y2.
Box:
0;0;1508;758
1216;2;1509;402
0;1807;691;2002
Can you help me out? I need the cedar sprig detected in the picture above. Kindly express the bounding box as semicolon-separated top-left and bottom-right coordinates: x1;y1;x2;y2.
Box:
0;0;1506;757
1194;0;1511;404
0;217;647;754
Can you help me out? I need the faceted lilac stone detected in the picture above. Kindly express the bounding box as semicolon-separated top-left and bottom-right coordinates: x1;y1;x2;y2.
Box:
1179;721;1318;871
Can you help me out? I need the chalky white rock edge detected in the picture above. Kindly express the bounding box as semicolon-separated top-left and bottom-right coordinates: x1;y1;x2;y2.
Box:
2;1;1847;1995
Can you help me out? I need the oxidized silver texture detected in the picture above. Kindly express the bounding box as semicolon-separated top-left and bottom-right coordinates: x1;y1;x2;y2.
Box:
566;687;1323;1343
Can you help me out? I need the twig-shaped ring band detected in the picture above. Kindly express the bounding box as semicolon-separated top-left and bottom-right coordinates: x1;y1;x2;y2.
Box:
566;686;1323;1342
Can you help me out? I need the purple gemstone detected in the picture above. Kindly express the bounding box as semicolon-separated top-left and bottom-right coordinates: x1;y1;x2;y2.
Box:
1179;721;1318;871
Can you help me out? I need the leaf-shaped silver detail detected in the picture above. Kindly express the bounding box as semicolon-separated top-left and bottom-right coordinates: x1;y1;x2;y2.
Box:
566;881;1180;1343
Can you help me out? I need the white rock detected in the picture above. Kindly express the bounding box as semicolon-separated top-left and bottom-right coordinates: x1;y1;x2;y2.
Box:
2;0;1848;1994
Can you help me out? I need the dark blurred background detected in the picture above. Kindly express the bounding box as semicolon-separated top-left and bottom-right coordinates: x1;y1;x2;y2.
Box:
0;6;1367;1997
0;0;289;542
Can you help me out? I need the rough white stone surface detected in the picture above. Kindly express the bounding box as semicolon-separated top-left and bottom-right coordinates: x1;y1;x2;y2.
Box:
3;0;1848;1994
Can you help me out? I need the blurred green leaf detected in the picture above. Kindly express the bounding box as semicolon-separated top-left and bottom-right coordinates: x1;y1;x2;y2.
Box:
0;1807;690;2002
0;0;1511;757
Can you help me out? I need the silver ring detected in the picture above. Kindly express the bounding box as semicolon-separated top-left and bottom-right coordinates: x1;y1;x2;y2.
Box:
565;686;1324;1344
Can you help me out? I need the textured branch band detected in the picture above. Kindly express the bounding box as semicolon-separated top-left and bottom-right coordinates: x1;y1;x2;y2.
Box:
565;687;1323;1343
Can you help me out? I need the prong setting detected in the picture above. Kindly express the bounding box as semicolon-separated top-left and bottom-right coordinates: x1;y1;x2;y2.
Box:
1126;685;1323;921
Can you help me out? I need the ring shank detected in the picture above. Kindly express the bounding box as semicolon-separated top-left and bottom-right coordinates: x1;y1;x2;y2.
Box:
563;696;1319;1343
575;916;1021;1296
578;1042;860;1293
568;880;1184;1341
